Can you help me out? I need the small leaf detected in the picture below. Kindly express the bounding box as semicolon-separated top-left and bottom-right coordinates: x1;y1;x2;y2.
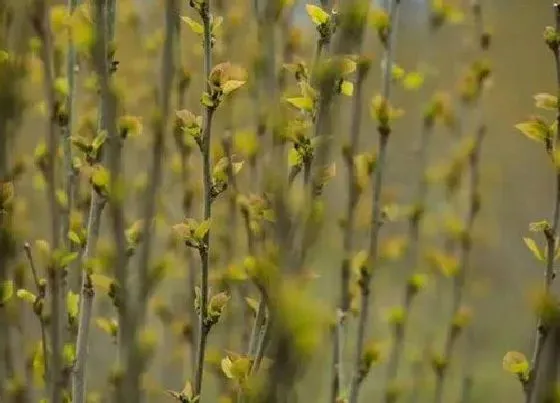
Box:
16;289;37;304
194;219;211;241
523;237;544;261
68;231;82;246
90;274;113;292
515;119;551;144
92;130;108;151
222;80;246;95
285;96;314;112
340;80;354;96
502;351;529;379
181;16;204;34
201;92;215;108
403;71;425;90
535;93;558;111
305;4;330;25
67;291;80;319
221;356;234;379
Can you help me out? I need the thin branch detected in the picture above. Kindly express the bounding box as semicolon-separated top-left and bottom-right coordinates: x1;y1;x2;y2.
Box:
349;1;402;402
526;4;560;402
31;1;64;399
193;0;215;396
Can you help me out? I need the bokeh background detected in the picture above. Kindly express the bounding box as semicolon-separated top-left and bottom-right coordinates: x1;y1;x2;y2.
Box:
5;0;559;402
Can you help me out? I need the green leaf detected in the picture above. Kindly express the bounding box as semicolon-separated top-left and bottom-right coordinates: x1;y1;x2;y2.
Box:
285;96;314;112
403;71;425;90
91;165;110;189
340;80;354;96
201;92;215;108
221;356;234;379
90;274;113;292
523;237;544;261
515;119;551;144
502;351;529;380
181;16;204;35
68;231;82;246
63;343;75;366
67;291;80;319
0;280;14;304
194;219;211;241
535;93;558;110
222;80;246;95
305;4;330;25
529;220;551;232
92;130;108;151
16;289;37;304
288;147;303;168
55;250;79;269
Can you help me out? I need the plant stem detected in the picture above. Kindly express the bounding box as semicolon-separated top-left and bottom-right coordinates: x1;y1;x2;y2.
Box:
72;194;105;403
31;1;63;399
64;0;79;294
73;0;116;400
526;4;560;402
433;128;484;403
24;242;49;376
193;2;214;396
125;0;175;399
349;2;401;402
331;54;368;402
384;120;432;399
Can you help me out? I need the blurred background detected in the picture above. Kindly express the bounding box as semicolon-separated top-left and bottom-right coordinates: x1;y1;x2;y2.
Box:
5;0;559;402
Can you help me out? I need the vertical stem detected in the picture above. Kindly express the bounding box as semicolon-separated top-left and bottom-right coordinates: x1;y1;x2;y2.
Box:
193;1;214;396
526;4;560;401
124;0;175;399
349;2;402;402
31;1;63;399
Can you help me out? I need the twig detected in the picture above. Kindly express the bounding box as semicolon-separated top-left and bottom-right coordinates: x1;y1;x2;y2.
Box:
349;1;402;402
525;4;560;402
124;0;176;399
193;0;215;396
72;0;116;400
31;1;64;399
331;54;370;402
24;242;49;376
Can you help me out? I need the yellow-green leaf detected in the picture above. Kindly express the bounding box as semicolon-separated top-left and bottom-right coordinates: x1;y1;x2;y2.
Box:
90;274;113;292
181;16;204;35
523;237;544;261
502;351;529;377
16;289;37;304
515;120;550;144
305;4;330;25
222;80;246;95
194;219;211;241
403;71;425;90
285;96;314;112
341;80;354;96
67;291;80;319
535;93;558;110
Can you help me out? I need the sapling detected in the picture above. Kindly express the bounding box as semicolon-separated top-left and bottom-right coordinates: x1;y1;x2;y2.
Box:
349;1;404;402
330;1;371;400
432;43;491;403
72;1;117;401
504;3;560;402
30;0;65;399
173;1;247;399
